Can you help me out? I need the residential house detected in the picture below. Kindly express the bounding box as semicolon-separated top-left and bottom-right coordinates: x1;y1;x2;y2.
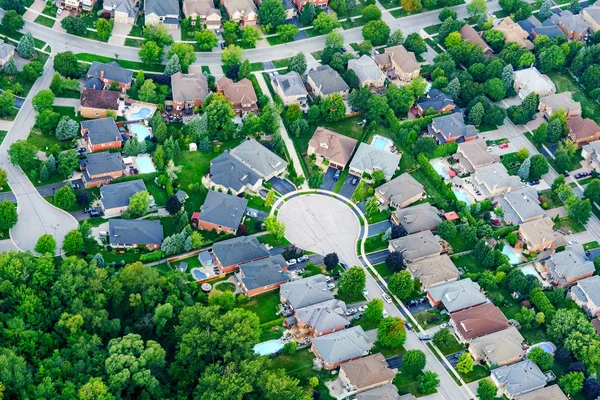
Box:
495;188;546;225
349;143;401;181
196;190;248;234
306;65;350;98
229;138;288;180
374;45;420;82
335;354;398;397
272;72;309;107
57;0;97;12
356;384;404;400
294;0;328;11
427;278;488;313
570;275;600;317
551;10;589;40
468;326;525;367
495;17;534;49
539;92;581;118
103;0;139;24
567;114;600;147
582;140;600;172
80;117;123;153
108;219;164;249
166;72;209;115
0;40;15;66
211;235;270;273
451;303;510;342
543;244;595;287
280;274;335;310
582;5;600;33
282;0;297;19
80;152;126;188
453;139;499;174
100;179;150;217
80;89;121;119
514;385;567;400
471;164;522;198
347;55;386;89
414;89;456;116
221;0;257;26
518;218;562;252
311;326;372;370
183;0;222;29
459;24;493;55
392;203;442;234
531;18;567;39
388;230;441;264
307;127;358;170
289;299;350;337
144;0;180;27
375;173;425;208
513;67;556;99
236;255;290;297
406;254;460;289
84;61;133;92
216;77;259;115
491;360;547;399
428;113;477;144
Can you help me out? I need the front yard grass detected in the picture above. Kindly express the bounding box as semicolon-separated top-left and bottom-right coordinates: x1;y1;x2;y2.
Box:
366;208;391;224
371;341;406;358
239;290;280;324
414;309;449;330
584;241;600;250
460;365;490;383
554;217;586;234
34;14;56;28
245;194;271;212
539;189;564;209
364;233;388;253
435;333;465;356
373;261;393;279
76;53;165;73
335;291;365;304
257;233;291;248
27;130;73;152
501;152;521;175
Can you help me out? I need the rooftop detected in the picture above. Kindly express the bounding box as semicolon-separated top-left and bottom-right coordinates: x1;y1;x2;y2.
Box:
340;353;397;389
170;72;209;103
349;143;401;178
80;89;120;110
551;10;589;34
81;151;125;176
280;274;335;309
295;299;349;333
209;152;261;193
388;230;441;263
348;55;385;84
451;303;509;340
100;179;147;210
417;89;455;112
430;113;477;143
238;255;290;290
383;45;420;74
519;218;556;245
407;254;460;289
468;326;525;365
567;114;600;141
230;138;287;178
571;274;600;306
540;92;581;113
356;384;403;400
199;190;248;231
427;278;488;313
393;203;442;234
496;187;546;224
272;71;308;97
211;236;270;267
219;77;258;105
459;24;493;53
312;326;371;365
546;243;594;284
86;61;133;86
307;65;350;95
514;67;556;97
108;219;164;245
80;117;122;146
491;360;547;397
514;385;567;400
145;0;180;16
308;127;358;167
455;139;499;173
375;173;425;207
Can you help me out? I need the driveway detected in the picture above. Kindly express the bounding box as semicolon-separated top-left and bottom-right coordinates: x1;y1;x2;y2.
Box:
368;220;392;236
338;173;359;199
36;181;67;196
0;192;16;203
320;167;339;191
406;300;433;315
245;208;268;221
108;22;133;46
267;176;296;195
366;249;389;264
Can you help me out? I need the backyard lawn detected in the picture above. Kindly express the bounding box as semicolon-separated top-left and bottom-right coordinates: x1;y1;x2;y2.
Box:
411;170;445;207
445;234;471;253
214;282;236;292
547;71;600;121
452;254;484;274
539;189;564;209
239;290;280;324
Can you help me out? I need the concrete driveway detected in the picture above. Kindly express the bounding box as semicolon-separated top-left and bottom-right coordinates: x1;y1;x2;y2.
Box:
108;22;133;46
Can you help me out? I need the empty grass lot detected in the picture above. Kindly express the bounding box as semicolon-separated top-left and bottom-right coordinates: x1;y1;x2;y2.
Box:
547;71;600;121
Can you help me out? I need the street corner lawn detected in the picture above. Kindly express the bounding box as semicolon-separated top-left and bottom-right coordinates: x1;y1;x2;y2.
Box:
414;309;449;330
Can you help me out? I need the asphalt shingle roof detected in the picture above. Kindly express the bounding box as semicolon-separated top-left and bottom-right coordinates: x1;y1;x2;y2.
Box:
273;72;308;97
491;360;547;397
209;152;261;193
573;275;600;307
388;230;441;263
349;143;401;179
100;179;147;210
393;203;442;234
211;236;270;268
295;299;349;334
280;274;334;309
238;255;290;290
199;190;248;230
81;117;122;146
145;0;180;16
308;65;350;96
312;326;371;365
546;243;594;284
229;138;288;178
417;89;455;112
81;152;125;176
108;219;164;245
86;61;133;86
427;278;487;313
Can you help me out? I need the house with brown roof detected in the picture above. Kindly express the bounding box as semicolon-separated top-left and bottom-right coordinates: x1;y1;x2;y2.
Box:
406;254;460;289
468;326;525;367
495;17;534;49
518;218;562;252
216;77;258;115
392;203;442;234
451;303;509;342
583;5;600;33
567;115;600;147
307;127;358;170
329;354;398;398
221;0;257;26
166;72;209;116
453;139;499;174
515;385;567;400
551;10;590;41
183;0;221;29
374;45;420;82
80;89;122;119
539;92;581;118
375;173;425;208
459;24;493;55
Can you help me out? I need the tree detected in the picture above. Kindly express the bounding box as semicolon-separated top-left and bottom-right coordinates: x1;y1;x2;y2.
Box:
391;225;407;239
138;79;157;103
128;191;150;217
16;31;35;59
96;17;114;41
584;179;600;202
583;379;600;400
300;2;316;25
139;41;163;65
56;116;79;141
35;234;56;255
0;90;15;118
313;12;341;34
539;0;552;20
362;4;382;21
2;56;16;76
164;54;181;76
532;123;548;147
76;190;90;208
258;0;287;30
22;60;44;82
0;200;17;230
54;186;76;210
364;298;384;322
265;189;275;207
277;24;299;42
433;328;454;349
566;197;592;224
54;51;80;78
241;26;262;48
388;271;414;299
568;0;581;14
404;32;427;54
477;379;497;400
167;43;196;72
456;353;474;374
61;16;87;35
528;154;548;180
324;252;340;270
326;30;345;50
560;372;585;396
439;7;457;21
484;78;506;101
288;52;307;74
539;45;566;73
63;229;84;254
8;140;37;171
418;371;440;395
320;93;346;122
386;251;405;272
402;0;422;12
467;0;487;15
555;139;577;171
528;346;554;370
32;90;55;114
469;102;485;126
516;147;529;162
143;24;174;47
2;10;24;32
362;20;390;46
402;350;427;376
195;29;218;50
203;93;236;138
338;266;366;298
388;30;405;47
377;317;407;347
221;44;243;70
264;215;286;240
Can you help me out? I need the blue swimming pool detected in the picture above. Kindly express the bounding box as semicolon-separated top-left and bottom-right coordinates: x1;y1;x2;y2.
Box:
502;245;521;265
129;124;151;142
254;340;284;356
131;107;152;120
372;137;389;150
431;161;450;180
136;156;156;174
528;342;556;355
453;190;471;206
191;268;207;280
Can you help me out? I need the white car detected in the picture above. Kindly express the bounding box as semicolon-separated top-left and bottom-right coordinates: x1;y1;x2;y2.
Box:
358;305;367;312
286;259;297;266
568;239;579;245
487;146;493;152
57;6;64;14
382;293;392;304
362;288;368;296
382;310;389;318
327;283;335;290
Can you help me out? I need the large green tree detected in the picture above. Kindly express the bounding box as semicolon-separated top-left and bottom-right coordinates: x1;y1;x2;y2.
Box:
337;266;366;299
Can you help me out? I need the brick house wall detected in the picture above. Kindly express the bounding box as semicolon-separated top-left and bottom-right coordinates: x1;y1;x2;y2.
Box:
196;219;237;235
241;281;286;297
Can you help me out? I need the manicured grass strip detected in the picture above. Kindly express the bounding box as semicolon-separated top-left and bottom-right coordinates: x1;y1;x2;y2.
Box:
584;241;600;251
76;53;165;73
34;14;56;28
373;262;393;279
124;37;143;48
460;365;491;383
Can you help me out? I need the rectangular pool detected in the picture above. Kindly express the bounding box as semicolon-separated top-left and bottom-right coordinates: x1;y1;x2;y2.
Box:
136;156;156;174
372;137;389;150
502;245;521;265
453;189;471;206
129;123;152;142
431;161;450;180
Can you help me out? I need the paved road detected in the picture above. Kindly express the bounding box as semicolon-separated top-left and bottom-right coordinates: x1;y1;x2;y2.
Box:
0;58;78;254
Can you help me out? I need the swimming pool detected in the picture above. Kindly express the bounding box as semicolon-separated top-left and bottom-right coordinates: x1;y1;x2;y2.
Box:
191;268;207;280
136;156;156;174
131;107;152;120
431;161;450;180
254;340;284;356
453;190;471;206
372;135;392;151
528;342;556;355
519;264;539;278
129;124;152;142
502;245;521;265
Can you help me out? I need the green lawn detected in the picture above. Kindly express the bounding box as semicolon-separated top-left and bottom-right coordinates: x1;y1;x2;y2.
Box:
554;217;586;234
399;151;418;174
214;282;236;292
547;71;600;121
34;14;56;28
257;233;291;248
27;130;74;152
539;189;564;209
424;23;443;35
351;316;381;331
371;341;406;358
373;261;393;279
460;365;490;383
239;290;280;324
445;233;472;253
414;309;450;330
245;194;271;212
364;233;388;253
170;254;200;271
0;130;7;146
584;241;600;250
145;180;168;207
452;254;484;274
435;334;465;356
335;291;366;304
54;106;83;122
501;152;522;175
76;53;165;73
366;208;391;224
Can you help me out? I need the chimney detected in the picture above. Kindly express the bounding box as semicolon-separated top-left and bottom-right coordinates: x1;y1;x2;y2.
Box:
100;70;105;79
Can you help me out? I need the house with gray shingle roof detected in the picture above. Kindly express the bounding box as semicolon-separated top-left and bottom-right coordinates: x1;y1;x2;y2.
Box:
415;89;456;116
347;55;386;88
307;65;350;98
388;230;441;264
280;274;335;310
272;72;308;107
230;138;288;180
80;117;123;153
211;235;270;273
407;254;460;289
551;10;590;40
197;190;247;234
85;61;133;92
108;219;164;249
570;275;600;317
0;40;15;67
311;326;372;370
428;113;477;144
375;173;425;208
392;203;442;234
207;152;261;195
349;143;401;181
80;152;126;188
356;384;404;400
103;0;139;24
290;299;350;337
471;163;522;199
491;360;547;398
427;278;487;313
145;0;180;27
100;179;152;217
515;385;567;400
468;326;525;367
236;255;290;297
544;244;594;287
583;5;600;32
495;187;546;225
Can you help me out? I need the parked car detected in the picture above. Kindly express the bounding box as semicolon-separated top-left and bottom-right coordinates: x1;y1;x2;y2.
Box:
333;169;341;180
297;255;309;262
286;259;297;266
382;310;389;318
327;283;335;290
358;305;367;312
83;208;92;213
563;171;570;177
341;47;347;53
382;293;392;304
362;288;368;296
487;146;493;152
351;177;359;185
529;180;540;186
340;263;349;270
325;276;332;282
57;7;64;14
419;334;432;341
245;210;258;218
90;209;103;218
499;143;509;149
405;321;413;330
345;309;355;316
